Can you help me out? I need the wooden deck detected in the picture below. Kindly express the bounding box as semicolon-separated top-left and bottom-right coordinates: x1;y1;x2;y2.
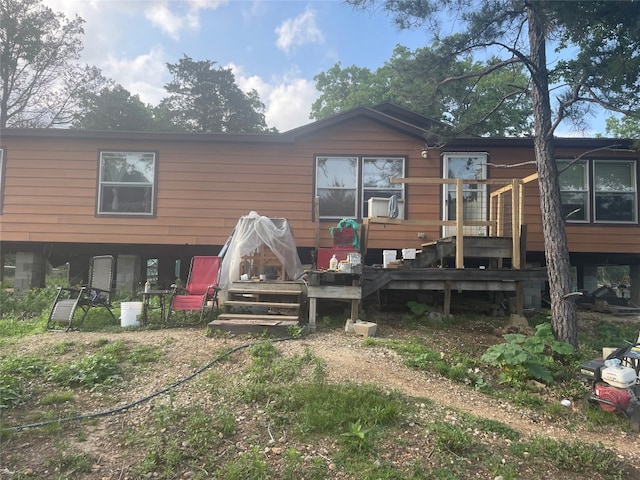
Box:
361;266;548;316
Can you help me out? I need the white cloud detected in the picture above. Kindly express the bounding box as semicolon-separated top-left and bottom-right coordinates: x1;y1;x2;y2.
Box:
265;79;318;131
230;63;318;132
102;46;169;106
275;8;325;53
144;0;227;40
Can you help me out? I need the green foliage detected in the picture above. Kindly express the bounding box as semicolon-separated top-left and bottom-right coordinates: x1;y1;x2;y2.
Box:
384;338;490;391
604;115;640;140
0;0;106;128
47;353;122;388
73;84;158;131
215;449;272;480
481;323;574;385
340;420;373;453
45;450;95;476
581;320;639;352
0;354;49;410
407;300;432;317
273;381;403;438
0;375;23;411
40;390;74;405
0;286;57;320
128;344;163;365
311;45;533;137
510;437;624;478
160;54;269;134
430;421;475;455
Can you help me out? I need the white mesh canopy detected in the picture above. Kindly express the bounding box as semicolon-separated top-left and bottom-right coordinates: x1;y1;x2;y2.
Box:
218;211;304;300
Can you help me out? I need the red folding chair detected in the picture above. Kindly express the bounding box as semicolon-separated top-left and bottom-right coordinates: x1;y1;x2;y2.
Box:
166;256;221;324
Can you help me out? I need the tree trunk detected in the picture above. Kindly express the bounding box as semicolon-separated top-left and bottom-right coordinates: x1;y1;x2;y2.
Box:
527;4;578;348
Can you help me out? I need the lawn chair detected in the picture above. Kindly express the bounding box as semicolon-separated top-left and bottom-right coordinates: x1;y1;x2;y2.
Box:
167;256;221;324
47;255;117;331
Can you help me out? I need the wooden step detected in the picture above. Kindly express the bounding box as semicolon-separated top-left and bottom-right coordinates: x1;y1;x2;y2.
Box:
223;300;300;308
209;318;300;335
217;313;300;322
227;288;303;296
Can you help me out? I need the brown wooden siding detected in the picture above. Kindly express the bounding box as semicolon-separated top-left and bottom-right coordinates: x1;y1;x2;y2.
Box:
1;121;639;257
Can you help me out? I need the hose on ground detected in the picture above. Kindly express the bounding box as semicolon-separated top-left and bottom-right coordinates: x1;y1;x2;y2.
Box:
1;336;294;433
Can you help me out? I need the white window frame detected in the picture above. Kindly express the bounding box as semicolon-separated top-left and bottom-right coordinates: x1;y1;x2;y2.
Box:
0;148;4;214
593;160;637;224
558;159;590;223
97;151;157;216
315;156;359;219
441;152;488;237
362;157;405;218
315;155;405;220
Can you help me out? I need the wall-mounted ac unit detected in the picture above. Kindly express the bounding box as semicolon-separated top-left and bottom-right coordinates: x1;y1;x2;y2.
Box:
367;197;405;219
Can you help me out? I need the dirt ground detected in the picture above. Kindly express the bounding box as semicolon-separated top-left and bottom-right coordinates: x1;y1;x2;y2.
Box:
1;310;640;479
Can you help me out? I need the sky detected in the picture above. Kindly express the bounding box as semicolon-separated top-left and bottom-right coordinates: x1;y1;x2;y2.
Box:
43;0;607;135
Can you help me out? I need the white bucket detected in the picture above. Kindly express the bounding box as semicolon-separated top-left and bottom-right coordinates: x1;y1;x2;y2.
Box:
120;301;143;327
383;250;397;268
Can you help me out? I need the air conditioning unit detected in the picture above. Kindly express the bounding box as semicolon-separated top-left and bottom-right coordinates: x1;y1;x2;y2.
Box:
367;197;405;219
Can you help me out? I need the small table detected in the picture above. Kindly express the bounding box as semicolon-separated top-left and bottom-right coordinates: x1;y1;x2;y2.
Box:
306;271;361;333
139;289;173;324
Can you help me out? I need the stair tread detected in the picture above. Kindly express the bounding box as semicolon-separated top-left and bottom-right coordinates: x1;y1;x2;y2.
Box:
217;313;300;321
228;288;302;295
224;300;300;308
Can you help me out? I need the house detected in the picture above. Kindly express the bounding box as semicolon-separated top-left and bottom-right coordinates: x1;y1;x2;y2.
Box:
1;103;638;306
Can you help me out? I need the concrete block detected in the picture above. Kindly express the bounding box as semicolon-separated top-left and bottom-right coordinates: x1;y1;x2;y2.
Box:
352;321;377;338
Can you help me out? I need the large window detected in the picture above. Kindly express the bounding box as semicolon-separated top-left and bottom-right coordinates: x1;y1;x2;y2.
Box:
594;160;636;223
558;160;589;222
558;159;637;224
98;151;156;216
0;148;4;214
315;155;405;219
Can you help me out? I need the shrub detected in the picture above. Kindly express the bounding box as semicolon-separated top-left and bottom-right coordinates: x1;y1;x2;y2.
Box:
481;323;574;385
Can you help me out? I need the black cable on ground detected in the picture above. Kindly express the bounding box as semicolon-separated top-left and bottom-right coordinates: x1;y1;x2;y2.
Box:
1;336;294;433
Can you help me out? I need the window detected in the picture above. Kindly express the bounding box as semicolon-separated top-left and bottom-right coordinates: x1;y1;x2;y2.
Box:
362;157;405;218
316;156;358;218
0;148;4;213
594;160;636;223
315;155;405;219
98;151;156;216
558;160;589;222
558;159;637;223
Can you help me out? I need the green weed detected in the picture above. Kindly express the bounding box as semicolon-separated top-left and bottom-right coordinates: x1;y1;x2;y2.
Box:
128;344;162;364
340;420;373;453
481;322;574;385
45;450;95;476
215;449;272;480
40;390;74;405
510;436;624;478
47;353;122;388
430;420;476;455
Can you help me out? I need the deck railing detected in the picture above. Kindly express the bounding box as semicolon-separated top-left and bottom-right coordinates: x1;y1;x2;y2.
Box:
361;175;539;269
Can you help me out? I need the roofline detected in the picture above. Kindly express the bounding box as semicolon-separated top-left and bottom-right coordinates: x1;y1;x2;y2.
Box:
442;136;639;150
280;106;429;141
0;105;431;144
0;127;287;144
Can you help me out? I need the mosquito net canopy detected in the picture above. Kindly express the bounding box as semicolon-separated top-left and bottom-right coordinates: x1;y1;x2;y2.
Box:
218;211;304;300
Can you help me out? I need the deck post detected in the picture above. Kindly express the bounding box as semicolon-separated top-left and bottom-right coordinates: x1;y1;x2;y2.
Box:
308;297;317;333
516;281;524;315
456;179;464;269
443;281;452;316
511;179;521;269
